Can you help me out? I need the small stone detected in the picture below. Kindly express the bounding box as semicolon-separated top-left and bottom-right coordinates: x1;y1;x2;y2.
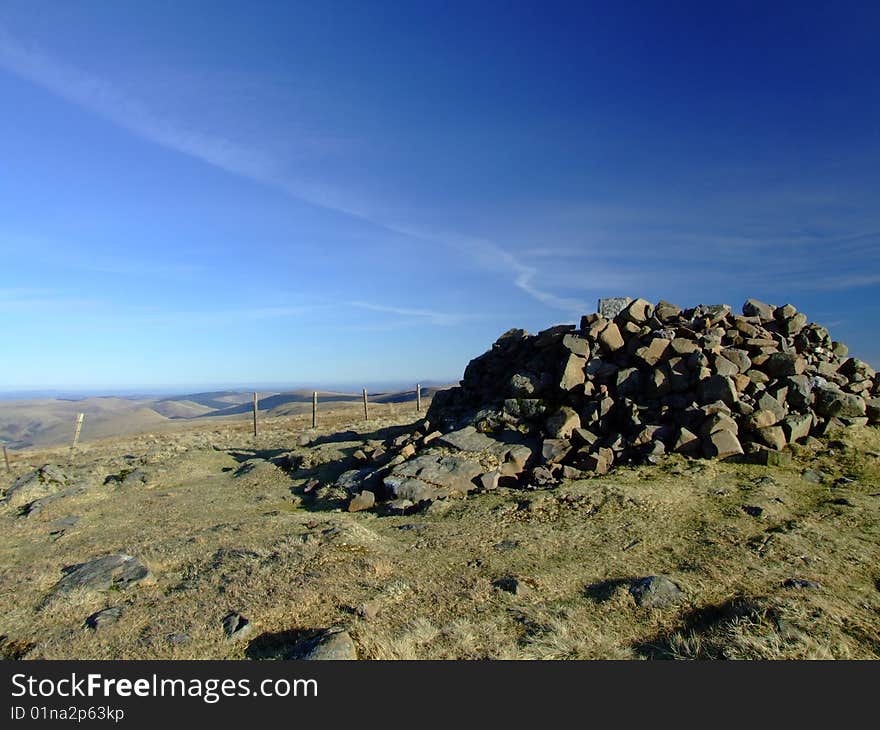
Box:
754;449;792;467
356;601;381;621
494;577;531;596
478;471;501;490
347;490;375;512
801;469;825;484
222;612;252;641
296;628;358;660
783;578;821;590
629;575;684;608
84;606;123;631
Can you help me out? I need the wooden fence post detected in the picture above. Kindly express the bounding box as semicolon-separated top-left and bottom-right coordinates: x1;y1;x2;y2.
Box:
252;392;259;438
362;388;369;421
416;384;422;413
312;391;318;429
2;445;9;474
70;413;85;451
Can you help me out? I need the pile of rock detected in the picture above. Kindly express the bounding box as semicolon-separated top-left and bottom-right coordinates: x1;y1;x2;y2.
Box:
431;297;878;472
333;298;878;511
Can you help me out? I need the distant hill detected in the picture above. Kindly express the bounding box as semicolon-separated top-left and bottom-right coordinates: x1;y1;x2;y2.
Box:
0;385;454;449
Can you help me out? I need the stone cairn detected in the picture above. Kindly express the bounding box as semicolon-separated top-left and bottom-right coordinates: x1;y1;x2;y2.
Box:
339;298;879;512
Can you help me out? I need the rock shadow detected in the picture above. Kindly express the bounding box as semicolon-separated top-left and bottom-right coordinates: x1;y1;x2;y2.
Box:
632;596;768;660
584;577;635;603
245;628;325;660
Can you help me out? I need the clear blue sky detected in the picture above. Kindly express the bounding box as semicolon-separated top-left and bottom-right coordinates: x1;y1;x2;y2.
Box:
1;1;878;392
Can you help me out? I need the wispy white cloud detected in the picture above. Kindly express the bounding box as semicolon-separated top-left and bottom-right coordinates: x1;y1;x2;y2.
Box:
0;26;598;316
0;27;278;183
350;301;475;326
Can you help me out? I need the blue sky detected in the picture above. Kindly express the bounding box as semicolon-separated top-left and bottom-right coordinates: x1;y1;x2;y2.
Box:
1;1;878;392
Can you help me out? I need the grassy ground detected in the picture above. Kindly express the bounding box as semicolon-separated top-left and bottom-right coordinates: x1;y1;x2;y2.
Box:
1;401;878;660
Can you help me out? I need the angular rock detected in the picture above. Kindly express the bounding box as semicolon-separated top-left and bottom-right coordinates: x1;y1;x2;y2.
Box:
763;352;806;377
673;427;701;454
813;386;866;418
347;490;375;512
703;430;743;459
559;354;587;391
654;300;682;322
615;367;642;397
541;439;572;464
562;334;591;357
782;413;812;443
743;298;775;321
698;375;738;405
545;407;581;439
755;426;787;451
747;409;780;430
634;338;670;367
477;471;501;490
597;322;625;352
619;298;654;324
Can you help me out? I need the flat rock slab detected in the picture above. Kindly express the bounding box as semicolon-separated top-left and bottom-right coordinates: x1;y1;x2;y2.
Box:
437;426;500;454
4;464;72;509
384;454;482;503
629;575;684;608
54;554;152;594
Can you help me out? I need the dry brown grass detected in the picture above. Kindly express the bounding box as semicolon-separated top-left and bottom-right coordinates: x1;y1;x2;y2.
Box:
1;403;879;660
